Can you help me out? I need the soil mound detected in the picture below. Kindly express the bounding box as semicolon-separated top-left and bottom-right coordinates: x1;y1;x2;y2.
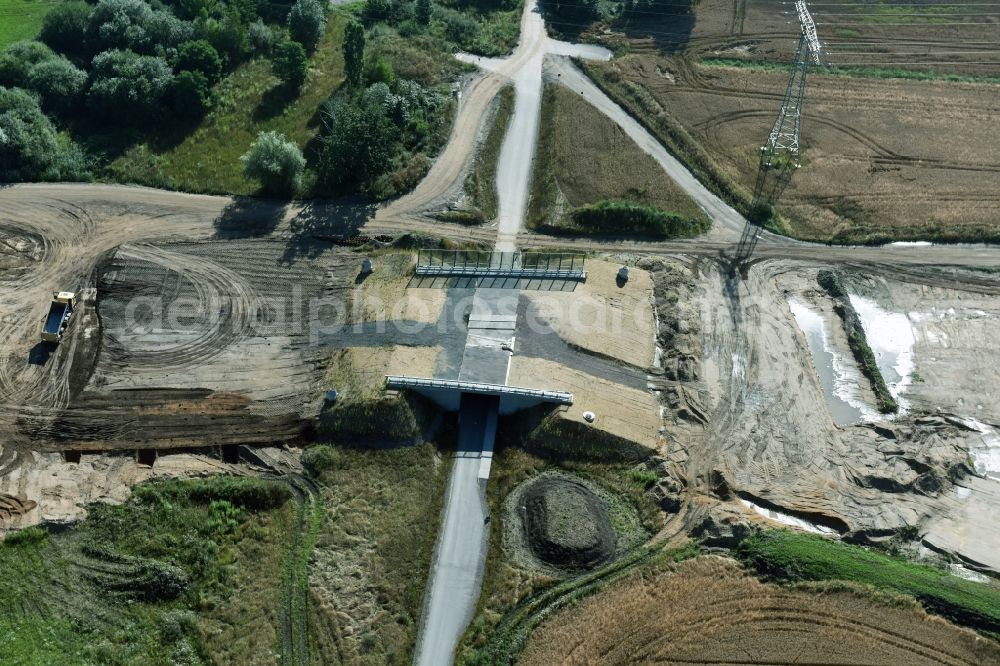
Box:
522;476;615;570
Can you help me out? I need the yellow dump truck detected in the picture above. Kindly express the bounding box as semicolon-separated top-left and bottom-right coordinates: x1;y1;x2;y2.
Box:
41;292;76;343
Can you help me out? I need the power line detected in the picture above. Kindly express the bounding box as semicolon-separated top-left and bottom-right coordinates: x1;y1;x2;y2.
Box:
542;17;1000;50
826;51;1000;55
816;21;1000;25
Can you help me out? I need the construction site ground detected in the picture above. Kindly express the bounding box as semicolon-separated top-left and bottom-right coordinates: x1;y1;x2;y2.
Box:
2;0;1000;657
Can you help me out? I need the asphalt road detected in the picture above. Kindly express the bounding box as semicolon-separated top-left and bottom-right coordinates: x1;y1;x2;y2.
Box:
413;394;498;666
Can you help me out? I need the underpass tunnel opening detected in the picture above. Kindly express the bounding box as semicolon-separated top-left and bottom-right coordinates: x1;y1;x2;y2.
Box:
457;393;501;454
136;449;157;467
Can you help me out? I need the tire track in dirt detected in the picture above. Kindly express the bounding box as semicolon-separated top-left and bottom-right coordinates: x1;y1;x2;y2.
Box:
692;109;1000;173
644;595;985;666
658;58;996;117
98;244;259;370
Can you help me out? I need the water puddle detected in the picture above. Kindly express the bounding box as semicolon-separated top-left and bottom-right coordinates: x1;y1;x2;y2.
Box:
788;299;870;426
739;498;837;535
951;416;1000;480
849;295;916;413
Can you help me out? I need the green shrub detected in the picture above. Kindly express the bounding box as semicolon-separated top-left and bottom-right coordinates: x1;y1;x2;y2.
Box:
171;69;213;118
628;468;658;487
134;476;292;511
40;2;93;59
437;7;478;44
301;444;346;476
176;39;222;84
192;477;292;511
287;0;327;53
0;86;78;181
365;0;392;22
26;57;87;114
3;526;48;547
87;49;174;124
241;129;305;195
0;41;55;87
272;39;308;89
86;0;193;55
415;0;431;26
247;18;275;55
318;90;399;187
567;200;709;238
343;20;365;87
207;500;244;534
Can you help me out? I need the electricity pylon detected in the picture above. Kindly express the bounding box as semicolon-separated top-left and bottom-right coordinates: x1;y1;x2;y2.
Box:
737;0;821;261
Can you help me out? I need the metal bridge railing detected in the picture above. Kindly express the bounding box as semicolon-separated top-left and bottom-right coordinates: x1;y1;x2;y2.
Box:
385;375;573;405
415;250;586;280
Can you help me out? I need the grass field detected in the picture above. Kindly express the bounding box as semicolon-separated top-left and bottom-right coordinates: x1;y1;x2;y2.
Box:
519;555;1000;665
107;16;349;195
527;83;708;235
0;476;296;665
305;442;450;665
0;0;59;49
736;530;1000;637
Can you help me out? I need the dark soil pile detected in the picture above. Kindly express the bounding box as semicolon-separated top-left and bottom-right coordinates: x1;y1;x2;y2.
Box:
522;476;616;571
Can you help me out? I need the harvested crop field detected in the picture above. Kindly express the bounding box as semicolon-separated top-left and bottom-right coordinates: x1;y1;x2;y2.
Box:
572;0;1000;243
519;556;1000;665
585;58;1000;242
527;83;708;232
604;0;1000;78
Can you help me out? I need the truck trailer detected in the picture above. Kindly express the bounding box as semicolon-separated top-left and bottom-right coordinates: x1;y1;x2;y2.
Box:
41;292;76;343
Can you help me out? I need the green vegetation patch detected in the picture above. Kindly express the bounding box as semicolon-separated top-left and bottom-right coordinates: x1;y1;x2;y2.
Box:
528;83;708;237
304;442;450;664
433;0;523;57
568;200;709;238
0;475;297;665
699;58;1000;85
0;0;60;49
464;84;515;221
110;15;350;195
735;530;1000;638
